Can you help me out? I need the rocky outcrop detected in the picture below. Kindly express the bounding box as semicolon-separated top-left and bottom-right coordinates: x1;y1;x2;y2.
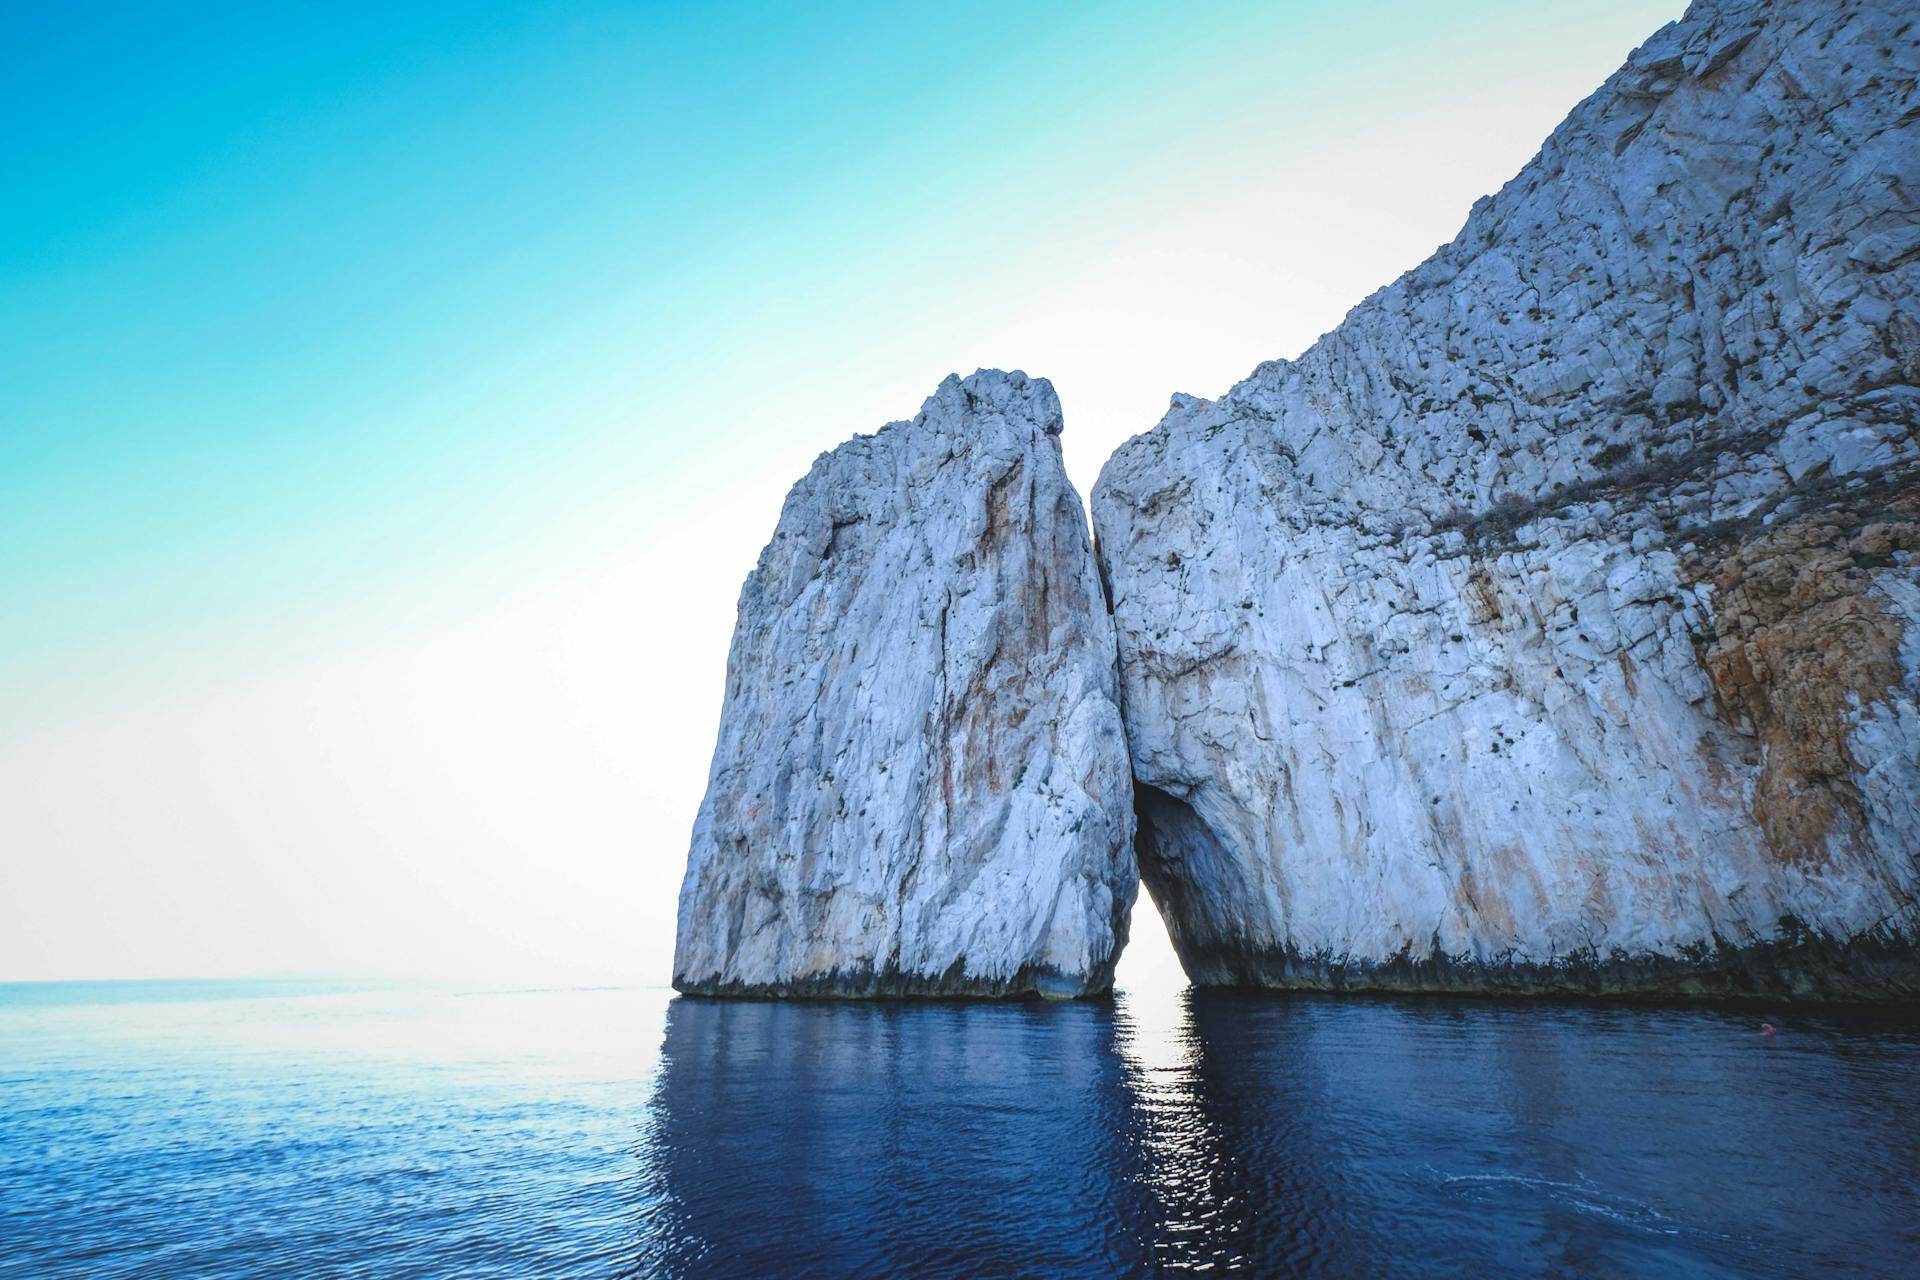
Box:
1092;0;1920;998
674;370;1136;998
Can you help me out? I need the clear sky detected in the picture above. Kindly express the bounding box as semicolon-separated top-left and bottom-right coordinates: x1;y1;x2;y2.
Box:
1;0;1683;985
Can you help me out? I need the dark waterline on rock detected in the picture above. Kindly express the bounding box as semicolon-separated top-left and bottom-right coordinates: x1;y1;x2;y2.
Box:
3;981;1915;1277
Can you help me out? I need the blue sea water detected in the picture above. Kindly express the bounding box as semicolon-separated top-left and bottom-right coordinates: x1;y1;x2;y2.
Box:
1;980;1915;1278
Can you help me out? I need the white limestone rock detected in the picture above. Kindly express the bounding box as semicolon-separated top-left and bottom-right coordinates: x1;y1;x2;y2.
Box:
1092;0;1920;998
675;370;1136;998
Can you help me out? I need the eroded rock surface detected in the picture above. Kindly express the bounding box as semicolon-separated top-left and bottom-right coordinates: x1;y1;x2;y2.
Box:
1093;0;1920;998
676;371;1136;998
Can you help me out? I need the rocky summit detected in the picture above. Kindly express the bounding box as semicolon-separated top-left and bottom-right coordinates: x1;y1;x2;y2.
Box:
677;0;1918;1001
1091;0;1919;998
673;370;1137;998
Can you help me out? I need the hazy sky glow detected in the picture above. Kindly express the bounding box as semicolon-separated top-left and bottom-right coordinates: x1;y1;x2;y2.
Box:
2;0;1683;983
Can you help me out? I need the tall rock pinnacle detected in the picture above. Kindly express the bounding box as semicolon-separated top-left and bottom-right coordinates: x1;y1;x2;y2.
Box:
674;370;1137;997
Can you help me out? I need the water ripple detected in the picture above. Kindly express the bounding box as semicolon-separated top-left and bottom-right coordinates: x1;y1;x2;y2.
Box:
2;982;1916;1277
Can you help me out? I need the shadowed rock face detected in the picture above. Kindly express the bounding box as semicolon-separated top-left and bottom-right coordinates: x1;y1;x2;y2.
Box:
674;370;1136;998
1092;0;1920;999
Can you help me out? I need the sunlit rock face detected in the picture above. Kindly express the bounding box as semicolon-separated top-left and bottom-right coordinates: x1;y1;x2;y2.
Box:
1092;0;1920;998
675;370;1136;998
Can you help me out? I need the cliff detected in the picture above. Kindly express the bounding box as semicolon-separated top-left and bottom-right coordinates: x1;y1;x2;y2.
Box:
1090;0;1920;998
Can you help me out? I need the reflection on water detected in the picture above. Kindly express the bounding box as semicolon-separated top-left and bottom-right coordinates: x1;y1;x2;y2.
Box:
2;981;1915;1278
643;998;1154;1276
644;992;1920;1278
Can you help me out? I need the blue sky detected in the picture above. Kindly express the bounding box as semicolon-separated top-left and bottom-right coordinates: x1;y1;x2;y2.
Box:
5;1;1304;690
1;1;1681;982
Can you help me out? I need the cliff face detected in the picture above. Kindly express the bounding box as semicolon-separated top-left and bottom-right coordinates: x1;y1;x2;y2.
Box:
1091;0;1920;997
674;371;1136;998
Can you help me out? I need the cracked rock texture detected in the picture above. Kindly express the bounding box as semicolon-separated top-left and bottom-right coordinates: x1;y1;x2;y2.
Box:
1092;0;1920;999
675;370;1136;998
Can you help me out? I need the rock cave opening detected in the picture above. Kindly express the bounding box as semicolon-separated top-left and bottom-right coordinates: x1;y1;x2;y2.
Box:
1118;782;1240;991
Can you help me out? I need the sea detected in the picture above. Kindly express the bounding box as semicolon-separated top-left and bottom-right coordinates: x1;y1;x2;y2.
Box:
1;978;1915;1278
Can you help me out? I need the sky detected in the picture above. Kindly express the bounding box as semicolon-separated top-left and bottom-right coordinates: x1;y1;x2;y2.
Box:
0;0;1684;986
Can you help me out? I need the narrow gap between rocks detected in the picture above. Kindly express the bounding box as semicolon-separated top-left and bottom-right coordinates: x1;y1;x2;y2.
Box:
1114;783;1217;998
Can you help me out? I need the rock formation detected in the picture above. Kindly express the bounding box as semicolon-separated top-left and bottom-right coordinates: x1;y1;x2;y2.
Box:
1092;0;1920;998
674;370;1136;998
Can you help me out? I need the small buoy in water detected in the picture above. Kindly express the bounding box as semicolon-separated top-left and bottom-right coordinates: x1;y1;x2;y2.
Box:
1760;1023;1778;1037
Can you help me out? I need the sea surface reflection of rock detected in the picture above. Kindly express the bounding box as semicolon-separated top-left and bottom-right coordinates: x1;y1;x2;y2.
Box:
639;993;1920;1278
